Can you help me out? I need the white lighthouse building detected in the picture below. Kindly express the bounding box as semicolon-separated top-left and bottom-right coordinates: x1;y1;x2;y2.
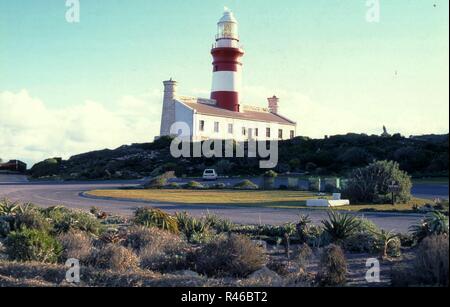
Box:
159;9;297;142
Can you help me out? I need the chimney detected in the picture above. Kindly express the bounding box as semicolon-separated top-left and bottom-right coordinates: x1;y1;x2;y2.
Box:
268;95;279;114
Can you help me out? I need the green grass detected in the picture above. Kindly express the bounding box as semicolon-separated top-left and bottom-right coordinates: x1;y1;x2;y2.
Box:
87;189;322;208
87;189;430;212
412;177;449;185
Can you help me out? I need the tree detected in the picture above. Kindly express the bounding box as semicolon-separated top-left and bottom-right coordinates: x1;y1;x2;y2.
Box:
343;160;412;204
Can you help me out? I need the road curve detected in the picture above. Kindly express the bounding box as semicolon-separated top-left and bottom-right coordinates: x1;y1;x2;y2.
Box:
0;175;433;233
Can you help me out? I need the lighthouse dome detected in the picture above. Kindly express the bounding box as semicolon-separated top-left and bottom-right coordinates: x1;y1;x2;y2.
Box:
219;8;238;24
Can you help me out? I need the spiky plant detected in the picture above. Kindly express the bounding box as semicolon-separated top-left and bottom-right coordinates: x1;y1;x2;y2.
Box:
134;207;179;234
0;199;21;216
410;211;449;242
371;229;399;259
322;211;361;243
296;214;312;243
176;212;209;241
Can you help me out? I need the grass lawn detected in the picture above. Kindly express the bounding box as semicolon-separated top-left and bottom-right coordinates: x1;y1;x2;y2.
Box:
87;189;322;208
412;177;449;185
86;189;430;212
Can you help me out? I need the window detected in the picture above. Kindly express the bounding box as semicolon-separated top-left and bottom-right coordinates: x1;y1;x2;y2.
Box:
278;129;283;139
242;127;246;136
255;128;259;137
290;130;295;139
266;128;271;138
199;120;205;132
228;123;233;134
214;122;220;133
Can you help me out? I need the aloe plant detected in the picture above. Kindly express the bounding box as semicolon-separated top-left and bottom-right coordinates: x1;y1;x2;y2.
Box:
322;211;361;243
371;229;399;259
0;199;21;216
410;211;449;242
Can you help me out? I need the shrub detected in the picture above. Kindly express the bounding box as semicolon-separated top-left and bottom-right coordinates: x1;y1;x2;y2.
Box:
12;210;52;233
410;211;449;242
57;231;93;262
175;212;210;242
145;177;167;189
89;244;139;272
316;244;347;286
412;235;449;286
371;230;401;259
391;235;449;287
322;211;361;243
0;216;11;237
295;244;313;270
192;234;267;277
233;180;259;190
143;171;175;189
263;170;278;178
184;181;205;190
124;226;184;252
343;160;412;204
42;206;104;235
203;213;235;233
0;199;21;216
5;228;62;263
133;208;179;234
124;226;188;273
212;183;227;189
166;182;182;189
343;232;379;253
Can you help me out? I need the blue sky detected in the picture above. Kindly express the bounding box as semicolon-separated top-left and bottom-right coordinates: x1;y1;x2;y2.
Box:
0;0;449;165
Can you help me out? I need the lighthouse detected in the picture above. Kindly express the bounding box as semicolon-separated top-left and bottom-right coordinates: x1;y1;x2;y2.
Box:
158;9;297;142
210;8;244;112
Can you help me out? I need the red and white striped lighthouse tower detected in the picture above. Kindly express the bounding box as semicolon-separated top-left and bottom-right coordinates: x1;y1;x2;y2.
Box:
210;8;244;112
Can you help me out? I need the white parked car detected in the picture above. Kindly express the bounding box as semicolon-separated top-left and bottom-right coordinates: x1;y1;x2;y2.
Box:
202;169;218;181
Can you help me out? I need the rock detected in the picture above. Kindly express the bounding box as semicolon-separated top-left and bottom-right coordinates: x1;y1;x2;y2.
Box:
247;267;283;286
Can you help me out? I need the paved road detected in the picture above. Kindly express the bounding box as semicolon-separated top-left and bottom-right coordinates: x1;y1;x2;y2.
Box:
0;174;446;233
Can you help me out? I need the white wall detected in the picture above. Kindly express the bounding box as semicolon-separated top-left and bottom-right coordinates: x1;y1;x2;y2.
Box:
192;113;296;142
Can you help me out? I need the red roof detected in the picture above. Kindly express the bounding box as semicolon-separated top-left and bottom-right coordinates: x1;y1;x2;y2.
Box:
179;101;296;125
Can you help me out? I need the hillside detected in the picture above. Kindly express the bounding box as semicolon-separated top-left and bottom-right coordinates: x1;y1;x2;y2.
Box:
29;133;449;180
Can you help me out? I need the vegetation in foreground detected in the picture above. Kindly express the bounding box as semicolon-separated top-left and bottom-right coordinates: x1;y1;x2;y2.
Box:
0;199;448;287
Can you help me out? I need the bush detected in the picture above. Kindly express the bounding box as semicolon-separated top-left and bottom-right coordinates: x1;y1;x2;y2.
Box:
391;235;449;286
192;234;267;277
410;211;449;242
233;180;259;190
124;226;183;252
57;231;93;262
412;235;449;286
343;232;379;253
89;244;139;272
123;226;188;273
166;182;182;189
133;208;179;234
176;212;210;242
144;177;167;189
343;160;412;204
0;216;11;237
184;181;205;190
5;229;62;263
295;244;313;270
322;211;361;243
316;244;347;286
12;210;52;233
42;206;104;235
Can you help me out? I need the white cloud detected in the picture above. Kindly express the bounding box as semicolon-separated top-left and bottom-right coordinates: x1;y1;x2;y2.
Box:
0;90;162;167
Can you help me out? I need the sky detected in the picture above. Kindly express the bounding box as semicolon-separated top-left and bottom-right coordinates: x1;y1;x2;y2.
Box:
0;0;449;166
